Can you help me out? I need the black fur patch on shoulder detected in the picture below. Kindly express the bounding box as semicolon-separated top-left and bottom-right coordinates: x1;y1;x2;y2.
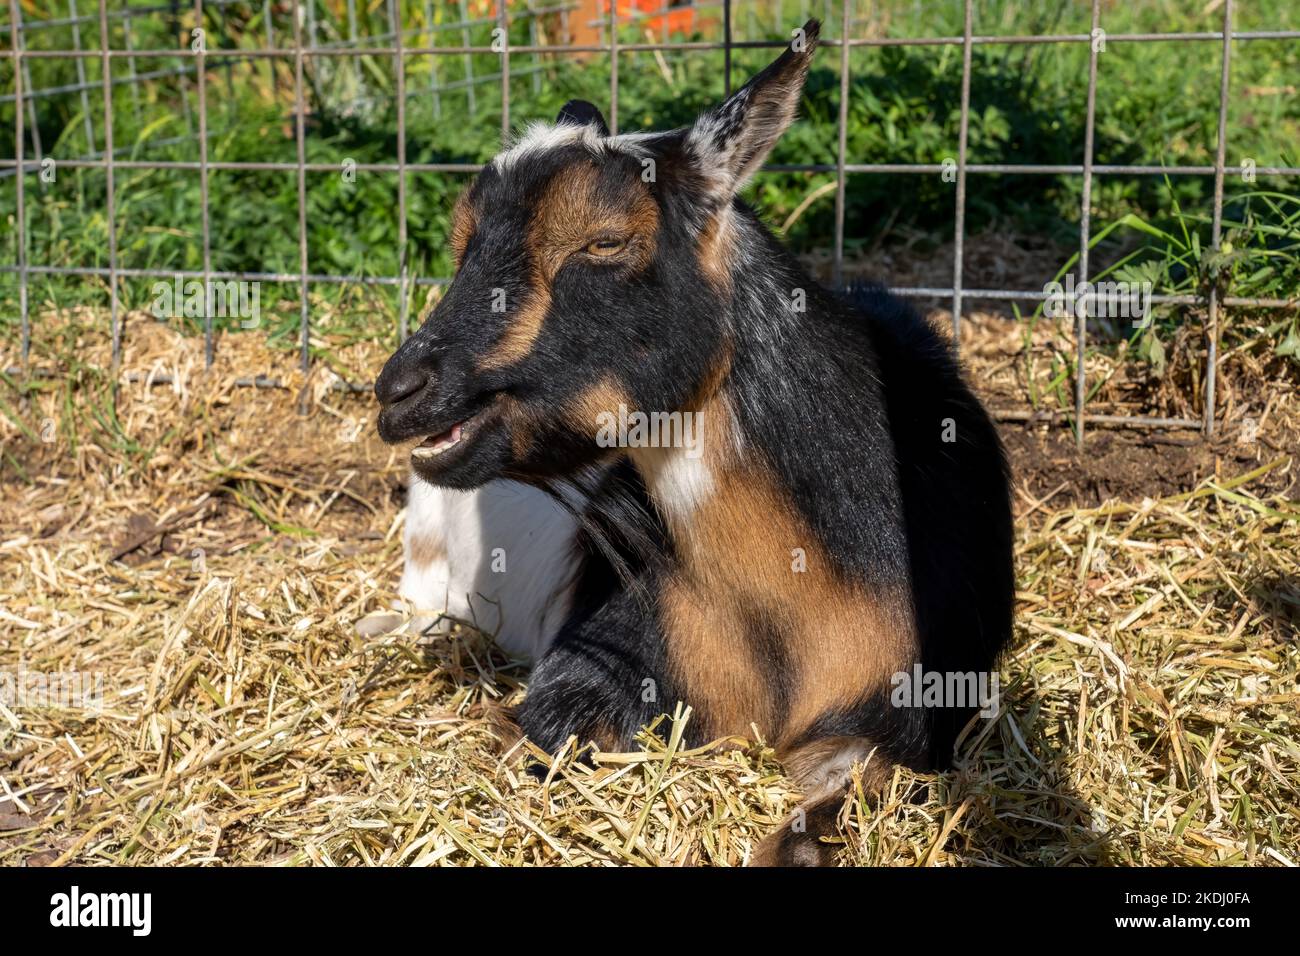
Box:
724;211;914;594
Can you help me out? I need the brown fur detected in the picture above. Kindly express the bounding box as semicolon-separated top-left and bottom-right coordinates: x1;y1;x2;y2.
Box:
780;735;893;793
500;155;912;855
565;376;632;437
639;414;914;746
660;578;778;739
527;162;658;283
407;532;447;568
500;393;541;461
696;208;738;294
751;738;893;866
449;188;476;268
481;286;552;371
749;791;847;867
583;719;624;753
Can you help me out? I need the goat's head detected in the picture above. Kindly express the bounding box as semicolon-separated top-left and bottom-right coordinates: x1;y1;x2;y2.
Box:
375;21;819;488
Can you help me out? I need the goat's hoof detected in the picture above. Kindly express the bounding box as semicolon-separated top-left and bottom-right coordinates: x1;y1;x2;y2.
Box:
750;829;840;867
749;794;847;867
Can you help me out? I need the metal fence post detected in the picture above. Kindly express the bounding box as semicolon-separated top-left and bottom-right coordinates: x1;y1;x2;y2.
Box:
498;0;510;144
609;0;618;134
195;0;215;366
8;0;27;368
723;0;731;96
1074;0;1102;449
392;0;410;343
97;0;120;377
832;0;850;287
70;0;97;154
950;0;973;348
1205;0;1234;437
292;0;310;382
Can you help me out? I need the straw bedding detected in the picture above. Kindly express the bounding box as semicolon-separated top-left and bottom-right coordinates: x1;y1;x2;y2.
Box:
1;307;1296;866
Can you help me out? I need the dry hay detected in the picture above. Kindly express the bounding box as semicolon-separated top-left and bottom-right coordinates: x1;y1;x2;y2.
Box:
0;308;1297;866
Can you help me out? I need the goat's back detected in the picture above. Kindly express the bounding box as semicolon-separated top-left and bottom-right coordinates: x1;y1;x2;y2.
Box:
850;283;1015;767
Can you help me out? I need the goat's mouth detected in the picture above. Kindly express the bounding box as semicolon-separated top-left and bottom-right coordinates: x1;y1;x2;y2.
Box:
406;396;504;480
412;420;469;459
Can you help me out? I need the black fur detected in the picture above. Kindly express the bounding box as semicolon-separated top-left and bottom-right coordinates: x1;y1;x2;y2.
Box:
556;99;611;136
853;282;1015;767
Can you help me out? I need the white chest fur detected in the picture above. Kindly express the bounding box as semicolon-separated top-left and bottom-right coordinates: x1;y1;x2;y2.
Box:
399;478;582;661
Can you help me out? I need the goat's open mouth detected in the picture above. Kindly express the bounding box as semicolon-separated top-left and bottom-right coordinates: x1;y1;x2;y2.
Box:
407;398;499;469
412;421;467;459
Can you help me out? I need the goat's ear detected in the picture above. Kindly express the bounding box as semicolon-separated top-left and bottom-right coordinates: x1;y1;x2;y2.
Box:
556;99;610;136
685;19;819;200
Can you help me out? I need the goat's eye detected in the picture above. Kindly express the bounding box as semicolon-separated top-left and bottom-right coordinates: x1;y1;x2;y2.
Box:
586;237;626;258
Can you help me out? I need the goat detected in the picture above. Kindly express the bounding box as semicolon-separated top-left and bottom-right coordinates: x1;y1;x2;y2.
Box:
374;19;1014;865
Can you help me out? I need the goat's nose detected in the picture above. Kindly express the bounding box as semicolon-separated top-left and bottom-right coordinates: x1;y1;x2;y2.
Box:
374;361;429;407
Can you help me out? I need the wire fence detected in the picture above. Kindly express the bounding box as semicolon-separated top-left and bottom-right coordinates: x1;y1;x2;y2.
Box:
3;0;1299;445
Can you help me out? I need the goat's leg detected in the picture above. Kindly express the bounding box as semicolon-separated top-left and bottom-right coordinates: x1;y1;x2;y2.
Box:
516;580;682;757
751;736;897;867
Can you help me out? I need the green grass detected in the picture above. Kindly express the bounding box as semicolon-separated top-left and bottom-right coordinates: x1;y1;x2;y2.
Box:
1;0;1298;367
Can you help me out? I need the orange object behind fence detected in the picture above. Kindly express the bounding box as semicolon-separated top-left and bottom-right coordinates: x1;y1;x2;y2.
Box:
566;0;698;48
608;0;696;35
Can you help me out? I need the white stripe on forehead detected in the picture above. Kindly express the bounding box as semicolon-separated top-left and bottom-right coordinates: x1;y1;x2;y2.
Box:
491;121;665;172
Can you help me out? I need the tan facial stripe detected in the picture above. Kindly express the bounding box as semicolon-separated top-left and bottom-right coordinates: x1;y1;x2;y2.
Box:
566;376;630;435
500;394;539;461
689;341;733;411
479;284;550;371
477;161;659;371
528;162;659;283
697;207;737;294
450;188;476;268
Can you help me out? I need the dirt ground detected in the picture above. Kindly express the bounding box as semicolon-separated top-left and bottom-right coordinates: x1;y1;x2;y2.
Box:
0;306;1296;866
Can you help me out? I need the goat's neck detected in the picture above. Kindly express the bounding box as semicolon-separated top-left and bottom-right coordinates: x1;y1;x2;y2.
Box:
629;209;822;535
